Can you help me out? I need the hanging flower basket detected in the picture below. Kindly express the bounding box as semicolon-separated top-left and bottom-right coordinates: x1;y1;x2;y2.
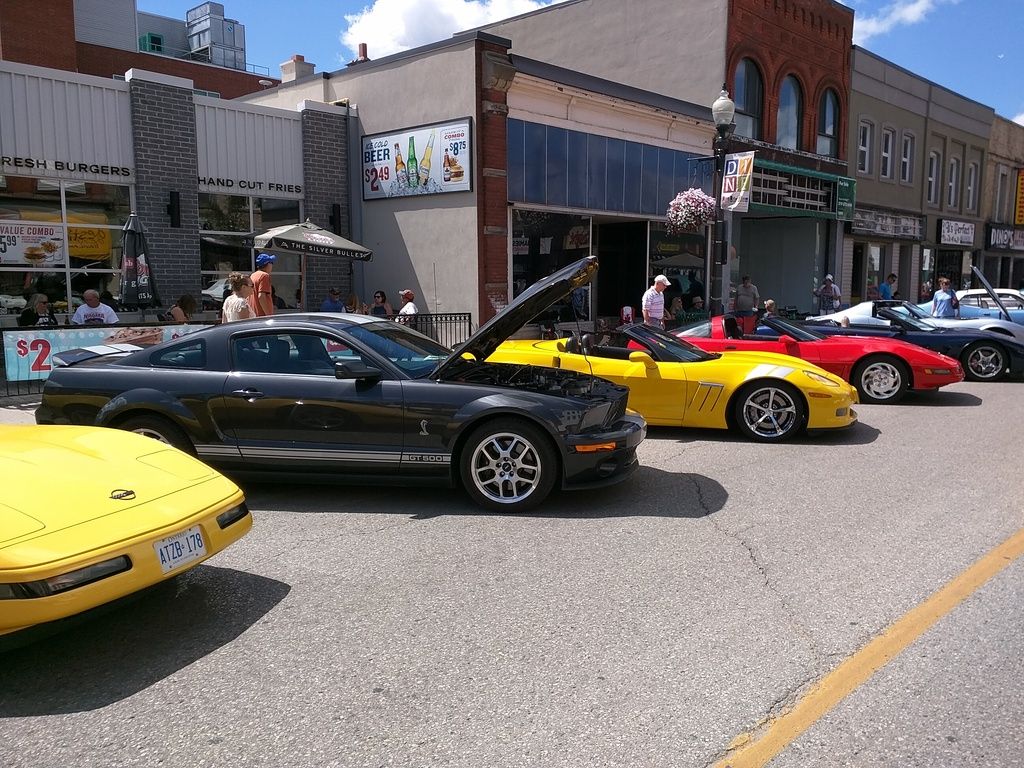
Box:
665;188;715;235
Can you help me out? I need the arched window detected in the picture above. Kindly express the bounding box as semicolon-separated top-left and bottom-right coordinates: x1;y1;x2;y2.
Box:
816;89;839;157
777;76;803;150
733;59;763;140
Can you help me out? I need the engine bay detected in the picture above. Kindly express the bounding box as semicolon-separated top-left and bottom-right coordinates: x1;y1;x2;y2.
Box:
447;360;626;402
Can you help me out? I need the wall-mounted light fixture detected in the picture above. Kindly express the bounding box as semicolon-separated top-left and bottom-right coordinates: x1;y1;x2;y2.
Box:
328;203;342;235
166;190;181;228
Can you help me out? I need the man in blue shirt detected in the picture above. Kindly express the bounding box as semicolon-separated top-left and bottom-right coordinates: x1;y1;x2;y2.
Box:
878;273;897;300
320;287;345;312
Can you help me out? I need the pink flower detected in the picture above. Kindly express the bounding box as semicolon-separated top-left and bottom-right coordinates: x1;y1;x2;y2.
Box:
665;188;715;234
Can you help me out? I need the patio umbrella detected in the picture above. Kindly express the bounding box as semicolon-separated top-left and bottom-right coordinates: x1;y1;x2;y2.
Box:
120;212;160;310
252;219;372;311
253;219;373;261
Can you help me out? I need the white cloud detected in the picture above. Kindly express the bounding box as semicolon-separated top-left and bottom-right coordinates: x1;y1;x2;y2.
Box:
853;0;959;45
1014;113;1024;127
339;0;565;62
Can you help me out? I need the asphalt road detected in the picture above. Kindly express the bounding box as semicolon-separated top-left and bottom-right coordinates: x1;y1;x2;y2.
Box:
1;382;1022;768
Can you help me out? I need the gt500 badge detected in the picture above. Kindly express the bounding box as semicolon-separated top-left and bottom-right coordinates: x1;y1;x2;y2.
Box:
403;453;449;463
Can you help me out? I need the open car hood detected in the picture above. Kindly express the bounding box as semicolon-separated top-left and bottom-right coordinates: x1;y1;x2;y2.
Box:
434;256;598;380
970;265;1014;322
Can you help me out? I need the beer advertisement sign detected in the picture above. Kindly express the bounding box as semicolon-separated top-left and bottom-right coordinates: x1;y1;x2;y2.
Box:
362;118;472;200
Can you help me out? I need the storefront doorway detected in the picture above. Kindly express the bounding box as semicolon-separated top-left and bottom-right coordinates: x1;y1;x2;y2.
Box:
594;221;647;320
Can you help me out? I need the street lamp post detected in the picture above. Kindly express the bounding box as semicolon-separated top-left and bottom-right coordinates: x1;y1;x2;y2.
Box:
710;86;736;317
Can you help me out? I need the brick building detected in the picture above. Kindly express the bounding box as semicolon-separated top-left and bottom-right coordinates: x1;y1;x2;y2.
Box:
0;0;277;98
0;60;352;323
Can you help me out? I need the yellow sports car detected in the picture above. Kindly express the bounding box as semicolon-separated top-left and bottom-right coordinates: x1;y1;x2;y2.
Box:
0;425;251;639
490;323;858;442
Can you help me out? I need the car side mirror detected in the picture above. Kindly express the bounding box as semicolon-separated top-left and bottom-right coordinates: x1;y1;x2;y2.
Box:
778;334;798;347
335;361;382;381
555;340;567;353
628;350;657;368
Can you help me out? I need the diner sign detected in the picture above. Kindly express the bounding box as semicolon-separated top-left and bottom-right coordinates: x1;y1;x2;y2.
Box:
0;223;65;266
362;118;472;200
3;325;202;382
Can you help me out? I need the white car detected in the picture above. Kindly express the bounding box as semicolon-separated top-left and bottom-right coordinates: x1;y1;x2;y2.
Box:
812;300;1024;344
201;278;229;305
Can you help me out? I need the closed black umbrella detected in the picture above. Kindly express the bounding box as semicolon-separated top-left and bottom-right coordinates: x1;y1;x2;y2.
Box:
120;212;160;310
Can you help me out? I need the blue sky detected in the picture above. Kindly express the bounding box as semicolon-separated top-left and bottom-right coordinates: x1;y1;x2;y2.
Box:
140;0;1023;122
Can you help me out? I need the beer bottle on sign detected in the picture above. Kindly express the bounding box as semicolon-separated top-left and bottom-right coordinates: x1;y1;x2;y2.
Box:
406;136;419;188
418;131;435;187
443;149;452;183
394;143;408;187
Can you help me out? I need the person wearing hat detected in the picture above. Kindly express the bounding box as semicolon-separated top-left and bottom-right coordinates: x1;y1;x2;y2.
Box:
812;273;841;316
320;286;345;313
641;274;671;329
397;288;419;318
249;252;276;317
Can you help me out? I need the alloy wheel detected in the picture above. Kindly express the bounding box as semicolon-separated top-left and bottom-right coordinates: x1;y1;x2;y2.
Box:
965;344;1005;381
469;432;543;505
740;386;799;439
860;361;903;401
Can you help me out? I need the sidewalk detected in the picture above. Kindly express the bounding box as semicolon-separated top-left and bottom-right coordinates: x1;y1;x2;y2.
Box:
0;395;40;425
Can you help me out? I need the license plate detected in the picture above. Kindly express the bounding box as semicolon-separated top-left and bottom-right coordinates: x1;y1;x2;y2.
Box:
153;525;207;574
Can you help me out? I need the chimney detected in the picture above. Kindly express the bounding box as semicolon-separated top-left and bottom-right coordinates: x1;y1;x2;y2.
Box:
347;43;371;67
280;54;315;83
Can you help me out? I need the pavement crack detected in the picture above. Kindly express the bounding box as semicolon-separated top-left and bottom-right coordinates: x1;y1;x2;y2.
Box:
695;476;824;673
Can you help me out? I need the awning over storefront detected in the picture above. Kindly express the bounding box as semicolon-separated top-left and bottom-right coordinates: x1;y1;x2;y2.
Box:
749;159;855;222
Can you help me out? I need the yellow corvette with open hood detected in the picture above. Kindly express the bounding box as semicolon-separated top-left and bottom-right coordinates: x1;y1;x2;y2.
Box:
489;323;858;442
0;426;251;639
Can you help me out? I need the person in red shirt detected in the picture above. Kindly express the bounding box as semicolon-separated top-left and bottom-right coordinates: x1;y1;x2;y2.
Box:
248;252;276;317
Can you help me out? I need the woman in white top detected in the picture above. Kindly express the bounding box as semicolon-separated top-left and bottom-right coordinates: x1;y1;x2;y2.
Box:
221;272;254;323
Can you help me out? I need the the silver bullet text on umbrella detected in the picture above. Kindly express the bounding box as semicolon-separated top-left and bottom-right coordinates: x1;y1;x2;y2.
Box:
252;219;373;261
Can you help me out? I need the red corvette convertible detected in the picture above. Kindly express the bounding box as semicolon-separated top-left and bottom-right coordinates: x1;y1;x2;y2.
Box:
675;315;963;404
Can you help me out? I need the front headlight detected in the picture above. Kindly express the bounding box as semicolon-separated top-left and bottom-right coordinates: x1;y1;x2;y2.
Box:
803;370;840;387
578;402;612;431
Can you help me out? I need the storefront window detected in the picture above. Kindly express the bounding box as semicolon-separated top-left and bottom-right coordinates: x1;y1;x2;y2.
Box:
919;247;934;301
254;198;301;231
649;222;706;326
511;209;590;319
199;195;302;310
0;176;62;221
0;176;132;314
65;183;132;225
864;244;883;301
199;193;251;232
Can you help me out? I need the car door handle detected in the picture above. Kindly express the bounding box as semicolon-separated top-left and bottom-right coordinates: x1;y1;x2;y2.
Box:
230;388;265;400
725;345;737;350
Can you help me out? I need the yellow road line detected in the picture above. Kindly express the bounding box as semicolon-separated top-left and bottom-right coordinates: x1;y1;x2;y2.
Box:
717;526;1024;768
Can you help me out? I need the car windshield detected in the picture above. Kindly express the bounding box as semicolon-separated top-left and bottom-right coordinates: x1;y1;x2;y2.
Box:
622;324;718;362
674;320;712;338
761;316;825;341
893;302;930;320
346;322;451;378
877;310;937;332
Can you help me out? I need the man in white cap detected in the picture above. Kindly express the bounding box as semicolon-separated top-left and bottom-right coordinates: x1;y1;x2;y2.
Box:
813;273;841;315
397;288;419;323
642;274;671;329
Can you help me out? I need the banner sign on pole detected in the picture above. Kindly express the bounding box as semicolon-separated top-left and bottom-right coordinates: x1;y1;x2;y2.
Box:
721;151;755;213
